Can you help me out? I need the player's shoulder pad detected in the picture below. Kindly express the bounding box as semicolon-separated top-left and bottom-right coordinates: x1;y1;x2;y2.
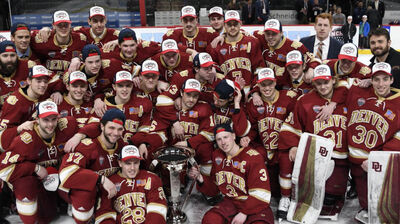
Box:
256;30;263;36
359;66;371;76
80;138;93;146
73;26;83;31
246;149;260;156
113;29;120;37
207;27;215;33
6;95;18;105
79;33;87;41
20;132;33;144
216;72;225;79
141;40;151;48
102;59;111;68
286;90;298;98
165;29;175;37
57;117;69;131
27;60;37;68
291;40;303;49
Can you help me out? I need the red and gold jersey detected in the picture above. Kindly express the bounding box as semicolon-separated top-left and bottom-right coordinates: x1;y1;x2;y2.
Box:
0;117;77;187
253;32;314;87
73;26;119;47
59;137;125;193
280;73;313;95
246;90;298;159
151;51;193;82
214;103;251;138
95;170;167;224
163;27;219;53
279;90;348;160
102;40;161;65
324;59;372;81
57;95;94;128
208;34;265;93
0;60;36;105
31;31;87;76
346;86;400;164
132;86;159;106
198;146;271;215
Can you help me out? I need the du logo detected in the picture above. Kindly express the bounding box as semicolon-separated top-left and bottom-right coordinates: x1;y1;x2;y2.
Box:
372;161;382;172
319;146;328;157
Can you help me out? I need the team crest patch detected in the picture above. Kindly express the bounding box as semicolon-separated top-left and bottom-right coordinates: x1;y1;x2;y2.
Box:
357;98;365;106
19;80;27;88
48;51;56;58
198;41;206;47
220;48;227;55
99;156;104;166
343;107;348;114
58;144;65;151
233;161;240;169
189;110;198;118
83;107;90;114
239;44;247;51
257;106;265;114
129;107;139;115
276;107;286;114
115;182;121;192
136;179;146;187
384;109;395;120
60;110;68;117
313;105;320;113
72;51;80;58
215;157;223;165
277;54;286;62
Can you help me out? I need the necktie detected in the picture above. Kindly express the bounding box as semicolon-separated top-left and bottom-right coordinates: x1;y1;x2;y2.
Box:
316;42;324;59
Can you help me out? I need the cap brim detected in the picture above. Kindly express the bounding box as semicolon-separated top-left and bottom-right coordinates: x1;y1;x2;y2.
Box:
53;20;72;25
184;88;201;93
121;156;143;161
286;61;303;66
200;61;216;67
372;70;392;76
312;76;332;81
264;28;280;33
225;18;241;23
39;111;59;118
90;14;106;19
338;54;357;62
115;79;133;83
180;15;197;19
141;71;160;75
70;78;87;84
162;49;179;54
31;74;50;79
257;77;276;83
209;13;223;17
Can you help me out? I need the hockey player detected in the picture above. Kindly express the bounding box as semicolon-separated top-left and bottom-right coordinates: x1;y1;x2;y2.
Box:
281;50;312;94
0;101;78;223
208;10;265;95
95;145;167;223
346;62;400;224
189;122;274;224
58;108;126;224
279;64;349;220
244;68;298;220
10;23;40;62
208;6;224;34
0;65;51;151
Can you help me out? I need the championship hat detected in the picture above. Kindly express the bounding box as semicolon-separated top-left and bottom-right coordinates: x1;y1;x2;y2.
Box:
114;71;133;83
313;64;332;81
161;39;179;54
193;52;216;68
119;145;143;161
101;108;126;126
43;167;59;192
37;101;59;118
81;44;101;61
224;10;241;23
214;122;234;136
89;6;106;18
53;10;71;25
214;79;239;99
372;62;392;76
118;28;137;44
69;71;87;84
286;50;303;66
141;59;160;75
181;6;197;19
209;6;223;17
338;43;358;62
257;68;276;83
10;23;30;35
182;79;201;93
28;65;50;79
264;19;282;33
0;41;16;54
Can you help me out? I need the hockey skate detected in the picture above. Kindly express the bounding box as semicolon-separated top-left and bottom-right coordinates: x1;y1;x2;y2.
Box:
277;196;290;221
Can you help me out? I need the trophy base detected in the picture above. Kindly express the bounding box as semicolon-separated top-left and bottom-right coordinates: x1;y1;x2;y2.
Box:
167;210;187;224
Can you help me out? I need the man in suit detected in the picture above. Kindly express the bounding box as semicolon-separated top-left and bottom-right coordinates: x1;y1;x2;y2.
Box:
341;16;357;43
300;13;343;60
255;0;270;24
370;0;385;25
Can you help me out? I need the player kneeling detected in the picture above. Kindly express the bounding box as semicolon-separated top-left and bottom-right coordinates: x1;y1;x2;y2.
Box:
95;145;167;223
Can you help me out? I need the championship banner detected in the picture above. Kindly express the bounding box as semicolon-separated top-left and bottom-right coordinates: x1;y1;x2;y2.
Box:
287;133;335;224
368;151;400;224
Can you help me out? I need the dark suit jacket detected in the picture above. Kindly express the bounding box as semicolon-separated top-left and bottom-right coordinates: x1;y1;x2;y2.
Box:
370;1;385;19
242;2;256;25
300;35;343;59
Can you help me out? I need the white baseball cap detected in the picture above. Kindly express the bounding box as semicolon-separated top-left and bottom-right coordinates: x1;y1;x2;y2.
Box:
194;52;216;68
89;6;106;18
257;68;276;83
264;19;282;33
43;167;59;192
225;10;241;23
161;39;179;54
69;71;87;84
209;6;223;17
114;71;133;83
37;101;59;118
141;59;160;75
338;43;358;62
183;79;201;93
53;10;71;25
29;65;50;79
372;62;392;76
286;50;303;66
181;6;197;19
313;64;332;81
120;145;143;161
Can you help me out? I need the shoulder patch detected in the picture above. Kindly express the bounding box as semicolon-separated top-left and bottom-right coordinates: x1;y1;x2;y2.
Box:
275;66;285;77
359;66;371;76
81;138;93;146
27;60;37;68
291;41;303;49
286;90;297;98
79;33;87;41
73;26;82;31
207;27;215;33
257;30;264;36
246;149;260;156
6;95;18;105
20;132;32;144
102;59;111;69
179;70;189;77
141;41;150;48
57;117;68;131
113;30;120;37
216;73;225;79
166;29;174;37
34;34;44;44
